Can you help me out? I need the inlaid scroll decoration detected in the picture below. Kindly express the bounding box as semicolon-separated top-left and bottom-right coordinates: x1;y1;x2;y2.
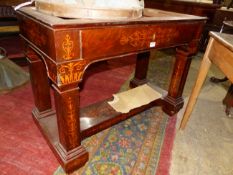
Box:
62;34;74;60
57;61;86;85
66;96;78;147
120;30;153;47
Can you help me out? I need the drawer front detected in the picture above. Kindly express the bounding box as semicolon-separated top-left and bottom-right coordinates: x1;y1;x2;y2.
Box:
81;22;198;60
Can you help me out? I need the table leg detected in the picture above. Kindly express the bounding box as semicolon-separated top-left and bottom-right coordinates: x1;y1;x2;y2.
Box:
130;52;150;88
26;48;52;114
52;85;88;173
179;38;214;129
222;84;233;116
162;47;192;115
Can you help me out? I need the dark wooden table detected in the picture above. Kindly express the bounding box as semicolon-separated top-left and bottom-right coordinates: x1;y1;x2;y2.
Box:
17;7;206;173
145;0;221;24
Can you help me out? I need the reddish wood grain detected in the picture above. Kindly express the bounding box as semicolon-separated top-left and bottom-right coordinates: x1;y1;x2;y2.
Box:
17;7;206;173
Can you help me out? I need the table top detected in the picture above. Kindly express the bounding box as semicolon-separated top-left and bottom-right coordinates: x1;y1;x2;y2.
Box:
223;20;233;27
210;32;233;52
18;7;206;28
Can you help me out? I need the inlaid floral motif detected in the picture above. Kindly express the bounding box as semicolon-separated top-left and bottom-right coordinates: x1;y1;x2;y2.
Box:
120;30;153;47
62;34;74;60
57;61;86;85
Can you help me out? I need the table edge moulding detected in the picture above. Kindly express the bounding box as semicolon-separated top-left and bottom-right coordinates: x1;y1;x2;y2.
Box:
16;6;206;173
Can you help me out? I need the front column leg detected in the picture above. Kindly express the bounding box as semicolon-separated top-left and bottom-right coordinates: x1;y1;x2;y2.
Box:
130;52;150;88
53;85;88;173
26;47;52;116
163;47;192;116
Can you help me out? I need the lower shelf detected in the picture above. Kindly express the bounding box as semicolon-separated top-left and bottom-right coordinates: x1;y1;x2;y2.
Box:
32;84;165;172
33;97;164;144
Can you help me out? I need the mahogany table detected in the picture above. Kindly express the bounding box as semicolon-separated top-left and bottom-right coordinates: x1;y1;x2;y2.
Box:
180;32;233;129
17;7;206;173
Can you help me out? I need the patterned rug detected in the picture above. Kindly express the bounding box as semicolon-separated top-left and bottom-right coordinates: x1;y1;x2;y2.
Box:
54;49;177;175
55;107;168;175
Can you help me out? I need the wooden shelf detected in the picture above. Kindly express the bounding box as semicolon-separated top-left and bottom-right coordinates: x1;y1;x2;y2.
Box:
32;85;165;148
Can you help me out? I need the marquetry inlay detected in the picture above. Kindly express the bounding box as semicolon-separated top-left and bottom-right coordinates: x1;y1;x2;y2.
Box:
62;34;74;60
120;30;154;47
57;61;86;85
66;96;78;147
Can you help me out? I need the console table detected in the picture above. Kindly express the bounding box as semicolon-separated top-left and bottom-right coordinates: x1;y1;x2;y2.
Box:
17;7;206;173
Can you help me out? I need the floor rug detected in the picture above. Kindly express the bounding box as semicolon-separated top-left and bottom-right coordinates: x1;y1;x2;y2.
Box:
0;56;135;175
0;49;176;175
54;107;169;175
